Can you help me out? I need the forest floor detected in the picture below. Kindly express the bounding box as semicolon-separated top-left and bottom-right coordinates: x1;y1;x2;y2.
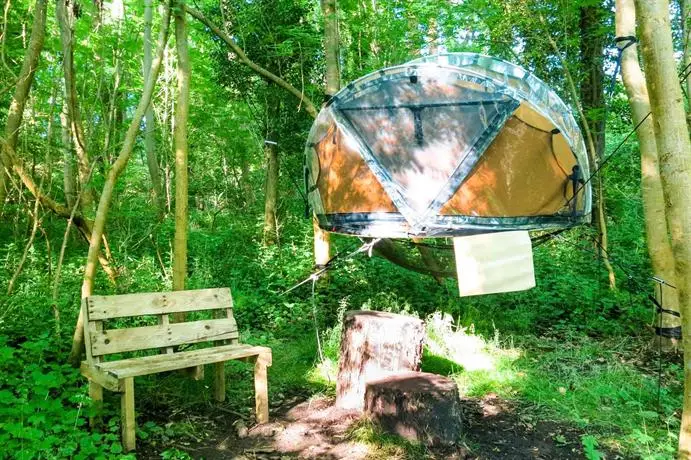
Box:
123;323;680;459
137;392;615;459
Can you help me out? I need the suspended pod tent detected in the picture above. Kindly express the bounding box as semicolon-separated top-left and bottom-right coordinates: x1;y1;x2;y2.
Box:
305;52;591;241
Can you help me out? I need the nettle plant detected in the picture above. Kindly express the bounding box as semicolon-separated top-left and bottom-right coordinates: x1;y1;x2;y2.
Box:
0;334;127;458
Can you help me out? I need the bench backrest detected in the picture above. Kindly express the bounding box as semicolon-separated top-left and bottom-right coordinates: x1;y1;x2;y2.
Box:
82;288;238;363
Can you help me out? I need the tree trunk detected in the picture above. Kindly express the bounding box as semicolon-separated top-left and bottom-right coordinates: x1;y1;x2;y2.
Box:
262;108;279;245
144;0;163;216
336;311;425;410
616;0;681;350
56;0;95;211
172;0;190;301
634;1;691;456
61;102;77;209
681;0;691;128
314;0;340;268
171;1;201;379
542;20;616;289
322;0;341;97
0;0;115;286
70;4;172;367
579;5;616;290
579;5;607;162
1;0;47;215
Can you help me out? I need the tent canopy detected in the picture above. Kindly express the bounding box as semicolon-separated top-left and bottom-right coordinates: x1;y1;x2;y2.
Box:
305;53;591;238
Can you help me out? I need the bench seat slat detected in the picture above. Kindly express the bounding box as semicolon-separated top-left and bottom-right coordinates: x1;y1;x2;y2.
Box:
92;344;272;378
90;318;239;356
87;288;232;320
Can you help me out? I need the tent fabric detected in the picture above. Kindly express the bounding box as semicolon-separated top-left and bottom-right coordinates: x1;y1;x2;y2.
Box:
305;53;591;238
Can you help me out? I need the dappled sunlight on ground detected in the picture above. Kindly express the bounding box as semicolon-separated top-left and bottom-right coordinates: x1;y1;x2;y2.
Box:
306;357;339;387
242;397;371;459
426;312;522;373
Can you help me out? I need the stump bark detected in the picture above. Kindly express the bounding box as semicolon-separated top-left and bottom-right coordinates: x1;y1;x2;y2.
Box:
336;311;425;410
364;371;462;446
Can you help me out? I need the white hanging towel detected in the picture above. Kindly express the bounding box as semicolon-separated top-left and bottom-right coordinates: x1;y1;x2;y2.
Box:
453;230;535;297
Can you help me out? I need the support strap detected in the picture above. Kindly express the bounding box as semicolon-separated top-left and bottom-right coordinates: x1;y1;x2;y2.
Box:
655;326;681;339
648;295;681;318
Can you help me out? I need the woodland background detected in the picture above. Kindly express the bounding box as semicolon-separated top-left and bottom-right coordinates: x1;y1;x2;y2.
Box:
0;0;689;458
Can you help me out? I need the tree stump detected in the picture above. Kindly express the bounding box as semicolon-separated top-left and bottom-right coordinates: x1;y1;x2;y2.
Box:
364;371;462;446
336;311;425;410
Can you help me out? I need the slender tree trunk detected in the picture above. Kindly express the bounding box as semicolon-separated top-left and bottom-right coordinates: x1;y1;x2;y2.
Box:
541;20;617;289
172;0;190;302
6;88;56;296
144;0;163;216
579;6;607;162
681;0;691;128
69;3;172;367
262;140;279;245
263;92;280;245
634;1;691;456
61;102;77;208
322;0;341;98
616;0;681;350
427;17;439;55
0;157;5;213
161;42;173;214
579;5;616;290
56;0;95;211
315;0;340;268
0;0;114;285
1;0;47;215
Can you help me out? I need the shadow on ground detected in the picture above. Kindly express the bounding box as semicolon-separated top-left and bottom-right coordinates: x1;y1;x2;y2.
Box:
137;392;620;459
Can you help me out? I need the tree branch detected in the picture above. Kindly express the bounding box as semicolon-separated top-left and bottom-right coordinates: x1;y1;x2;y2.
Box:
184;5;318;119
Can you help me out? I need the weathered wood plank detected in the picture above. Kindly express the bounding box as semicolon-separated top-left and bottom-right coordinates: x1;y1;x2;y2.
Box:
80;362;122;392
82;300;96;364
88;380;103;428
97;344;271;378
158;313;174;354
121;377;136;452
254;359;269;424
90;318;239;356
87;287;232;320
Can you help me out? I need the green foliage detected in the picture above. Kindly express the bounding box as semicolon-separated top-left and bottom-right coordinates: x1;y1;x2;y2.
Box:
346;417;427;459
0;334;125;459
581;435;604;460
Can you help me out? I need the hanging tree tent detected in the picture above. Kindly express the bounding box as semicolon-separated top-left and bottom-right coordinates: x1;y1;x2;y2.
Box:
305;53;592;240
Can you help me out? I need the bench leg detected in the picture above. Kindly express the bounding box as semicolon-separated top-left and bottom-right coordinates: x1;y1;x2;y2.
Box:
213;362;225;402
120;377;136;452
180;364;204;380
254;358;269;424
88;380;103;428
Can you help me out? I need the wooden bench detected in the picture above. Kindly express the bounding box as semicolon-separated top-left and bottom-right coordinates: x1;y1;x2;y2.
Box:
79;287;272;452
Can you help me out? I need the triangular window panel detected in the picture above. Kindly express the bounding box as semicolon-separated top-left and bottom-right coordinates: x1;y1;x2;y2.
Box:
339;93;518;216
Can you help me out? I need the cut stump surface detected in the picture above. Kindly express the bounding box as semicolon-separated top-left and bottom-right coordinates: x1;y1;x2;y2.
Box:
364;371;462;446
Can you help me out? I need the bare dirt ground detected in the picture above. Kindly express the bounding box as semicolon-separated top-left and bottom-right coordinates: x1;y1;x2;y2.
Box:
138;392;621;459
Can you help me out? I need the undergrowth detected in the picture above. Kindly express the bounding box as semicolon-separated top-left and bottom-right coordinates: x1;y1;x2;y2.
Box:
0;144;679;458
